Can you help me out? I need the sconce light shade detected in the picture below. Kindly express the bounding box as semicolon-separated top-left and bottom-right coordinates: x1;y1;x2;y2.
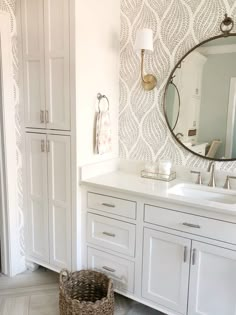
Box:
134;28;154;52
134;28;157;91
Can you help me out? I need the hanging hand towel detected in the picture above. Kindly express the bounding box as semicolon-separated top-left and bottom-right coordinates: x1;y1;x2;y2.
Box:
95;110;112;154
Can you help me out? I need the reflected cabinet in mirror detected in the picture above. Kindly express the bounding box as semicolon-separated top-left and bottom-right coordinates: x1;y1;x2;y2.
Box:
164;15;236;161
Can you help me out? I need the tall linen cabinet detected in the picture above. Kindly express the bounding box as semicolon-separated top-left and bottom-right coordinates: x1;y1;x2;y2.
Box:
21;0;75;271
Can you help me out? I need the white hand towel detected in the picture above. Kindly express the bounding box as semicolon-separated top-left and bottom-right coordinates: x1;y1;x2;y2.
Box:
95;111;112;154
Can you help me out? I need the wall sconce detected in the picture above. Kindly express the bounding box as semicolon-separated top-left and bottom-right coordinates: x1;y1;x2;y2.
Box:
134;28;157;91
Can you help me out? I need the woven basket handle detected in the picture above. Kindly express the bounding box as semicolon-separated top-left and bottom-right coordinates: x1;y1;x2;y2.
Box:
107;279;113;298
60;269;70;283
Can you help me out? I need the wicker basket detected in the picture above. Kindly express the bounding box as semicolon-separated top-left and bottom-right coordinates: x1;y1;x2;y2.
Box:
59;269;114;315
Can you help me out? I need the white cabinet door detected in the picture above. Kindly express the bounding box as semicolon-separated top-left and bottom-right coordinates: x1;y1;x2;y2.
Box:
21;0;46;129
26;133;49;261
44;0;70;130
22;0;70;131
47;135;71;269
188;241;236;315
142;228;191;315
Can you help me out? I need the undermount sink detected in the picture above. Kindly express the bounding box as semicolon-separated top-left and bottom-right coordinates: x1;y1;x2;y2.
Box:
168;183;236;205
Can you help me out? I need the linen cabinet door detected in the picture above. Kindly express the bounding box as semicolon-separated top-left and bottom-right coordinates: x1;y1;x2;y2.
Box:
44;0;70;130
47;135;71;269
21;0;46;129
142;228;190;315
26;133;49;262
188;241;236;315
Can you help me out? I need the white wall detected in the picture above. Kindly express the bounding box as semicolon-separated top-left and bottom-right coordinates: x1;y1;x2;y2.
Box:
198;53;236;159
75;0;120;166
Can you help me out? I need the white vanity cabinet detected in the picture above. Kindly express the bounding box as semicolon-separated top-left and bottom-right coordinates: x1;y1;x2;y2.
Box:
82;179;236;315
142;229;191;314
21;0;70;130
26;132;71;270
143;228;236;315
86;192;137;294
188;241;236;315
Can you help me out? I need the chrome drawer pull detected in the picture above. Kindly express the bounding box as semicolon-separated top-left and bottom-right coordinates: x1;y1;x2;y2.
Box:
192;249;197;265
46;140;50;153
102;232;116;237
182;222;201;229
101;203;115;208
183;246;187;263
41;140;45;152
45;110;49;123
40;110;45;123
102;266;116;273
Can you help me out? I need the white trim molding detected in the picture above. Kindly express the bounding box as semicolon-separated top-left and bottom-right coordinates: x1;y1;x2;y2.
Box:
0;11;25;276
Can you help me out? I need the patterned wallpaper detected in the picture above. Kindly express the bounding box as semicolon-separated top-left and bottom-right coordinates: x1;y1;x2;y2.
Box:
119;0;236;171
0;0;24;257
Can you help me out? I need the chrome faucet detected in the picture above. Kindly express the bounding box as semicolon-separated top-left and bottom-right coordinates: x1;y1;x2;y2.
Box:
207;161;216;187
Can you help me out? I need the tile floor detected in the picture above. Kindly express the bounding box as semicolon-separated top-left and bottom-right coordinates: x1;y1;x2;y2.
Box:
0;268;164;315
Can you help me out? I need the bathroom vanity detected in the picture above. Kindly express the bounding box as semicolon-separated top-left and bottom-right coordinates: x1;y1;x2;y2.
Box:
81;170;236;315
80;15;236;315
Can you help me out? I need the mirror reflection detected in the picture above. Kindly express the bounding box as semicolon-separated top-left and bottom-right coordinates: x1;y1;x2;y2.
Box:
165;35;236;160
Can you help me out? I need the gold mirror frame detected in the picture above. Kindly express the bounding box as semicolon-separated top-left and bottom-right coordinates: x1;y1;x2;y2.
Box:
163;14;236;162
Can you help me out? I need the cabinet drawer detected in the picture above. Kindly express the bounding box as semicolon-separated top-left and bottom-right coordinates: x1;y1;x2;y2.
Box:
87;213;136;257
144;205;236;245
87;192;136;219
87;247;134;293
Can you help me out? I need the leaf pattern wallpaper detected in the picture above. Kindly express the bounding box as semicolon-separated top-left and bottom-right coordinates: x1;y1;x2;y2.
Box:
119;0;236;170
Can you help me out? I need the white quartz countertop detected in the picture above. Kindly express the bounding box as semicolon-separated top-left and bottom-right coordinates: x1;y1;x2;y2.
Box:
81;171;236;216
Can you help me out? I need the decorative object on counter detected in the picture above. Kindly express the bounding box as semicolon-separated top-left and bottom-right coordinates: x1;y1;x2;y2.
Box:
59;269;114;315
144;161;158;173
95;93;112;155
141;169;176;181
141;159;175;181
159;159;172;176
134;28;157;91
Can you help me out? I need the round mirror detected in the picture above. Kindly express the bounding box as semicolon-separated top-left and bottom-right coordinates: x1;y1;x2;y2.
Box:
164;33;236;161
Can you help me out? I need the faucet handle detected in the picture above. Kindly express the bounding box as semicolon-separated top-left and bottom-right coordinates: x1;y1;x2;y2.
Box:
191;171;202;185
223;175;236;189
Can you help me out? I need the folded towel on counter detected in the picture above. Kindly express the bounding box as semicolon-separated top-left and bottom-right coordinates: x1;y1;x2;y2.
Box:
95;110;112;154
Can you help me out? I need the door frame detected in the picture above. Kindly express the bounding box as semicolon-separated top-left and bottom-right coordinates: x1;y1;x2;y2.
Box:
0;11;25;276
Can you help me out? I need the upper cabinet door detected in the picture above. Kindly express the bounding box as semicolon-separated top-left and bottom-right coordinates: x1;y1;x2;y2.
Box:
21;0;46;129
188;241;236;315
25;133;49;262
142;228;191;315
47;135;71;269
44;0;70;130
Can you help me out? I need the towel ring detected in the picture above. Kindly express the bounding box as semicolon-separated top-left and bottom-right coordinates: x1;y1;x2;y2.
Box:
97;93;109;112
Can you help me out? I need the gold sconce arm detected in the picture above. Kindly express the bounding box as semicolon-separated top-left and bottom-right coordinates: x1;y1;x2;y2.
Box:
140;49;157;91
